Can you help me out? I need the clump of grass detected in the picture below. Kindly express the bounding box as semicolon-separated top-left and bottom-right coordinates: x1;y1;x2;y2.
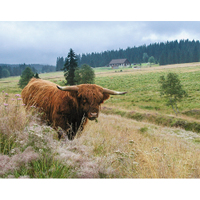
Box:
140;127;148;133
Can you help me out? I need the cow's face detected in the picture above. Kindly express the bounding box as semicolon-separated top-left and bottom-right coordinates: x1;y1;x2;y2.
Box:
57;84;126;120
77;85;109;120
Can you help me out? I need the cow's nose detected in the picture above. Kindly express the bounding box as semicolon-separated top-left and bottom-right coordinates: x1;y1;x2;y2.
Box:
88;112;98;120
90;112;98;117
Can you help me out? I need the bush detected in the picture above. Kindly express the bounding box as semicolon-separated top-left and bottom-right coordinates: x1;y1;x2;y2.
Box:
158;72;187;115
75;64;95;84
2;69;10;78
18;67;34;89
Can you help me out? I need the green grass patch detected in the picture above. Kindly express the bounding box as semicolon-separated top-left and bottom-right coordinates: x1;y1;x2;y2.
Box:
11;157;76;178
140;127;148;133
96;66;200;116
0;132;17;156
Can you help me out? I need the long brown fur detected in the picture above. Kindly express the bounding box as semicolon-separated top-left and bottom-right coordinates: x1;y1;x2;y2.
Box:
21;78;110;140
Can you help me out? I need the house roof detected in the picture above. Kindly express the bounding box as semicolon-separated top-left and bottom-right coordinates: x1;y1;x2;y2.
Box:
109;59;130;64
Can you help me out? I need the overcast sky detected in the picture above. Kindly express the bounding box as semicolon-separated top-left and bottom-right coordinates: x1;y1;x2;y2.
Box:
1;21;200;66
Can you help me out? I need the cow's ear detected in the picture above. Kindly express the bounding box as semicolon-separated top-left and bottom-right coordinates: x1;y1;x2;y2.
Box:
103;93;110;102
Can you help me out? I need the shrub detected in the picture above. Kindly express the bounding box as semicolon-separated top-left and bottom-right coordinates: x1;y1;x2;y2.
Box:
75;64;95;84
158;72;188;115
140;127;148;133
18;67;34;89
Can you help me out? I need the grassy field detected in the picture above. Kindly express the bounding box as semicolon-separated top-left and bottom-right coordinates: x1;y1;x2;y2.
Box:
1;62;200;178
95;63;200;114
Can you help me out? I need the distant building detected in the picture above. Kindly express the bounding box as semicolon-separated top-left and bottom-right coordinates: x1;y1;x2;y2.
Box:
108;59;131;69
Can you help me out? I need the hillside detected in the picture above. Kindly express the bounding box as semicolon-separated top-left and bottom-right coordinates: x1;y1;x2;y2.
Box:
1;62;200;178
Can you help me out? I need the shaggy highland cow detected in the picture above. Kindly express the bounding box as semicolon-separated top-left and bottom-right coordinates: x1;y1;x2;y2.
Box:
21;78;127;140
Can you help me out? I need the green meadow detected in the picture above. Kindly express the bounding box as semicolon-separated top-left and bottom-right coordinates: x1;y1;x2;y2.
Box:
96;66;200;115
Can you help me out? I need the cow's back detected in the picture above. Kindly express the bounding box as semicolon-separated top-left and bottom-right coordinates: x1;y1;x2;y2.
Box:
22;78;58;109
21;78;78;120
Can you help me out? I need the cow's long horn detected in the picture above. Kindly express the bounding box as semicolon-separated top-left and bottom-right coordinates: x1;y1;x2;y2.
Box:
103;88;127;95
57;85;79;91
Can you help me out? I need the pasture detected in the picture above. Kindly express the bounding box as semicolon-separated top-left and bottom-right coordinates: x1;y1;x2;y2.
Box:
1;62;200;178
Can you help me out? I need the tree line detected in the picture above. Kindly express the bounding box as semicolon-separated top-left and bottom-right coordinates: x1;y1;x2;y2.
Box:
56;39;200;69
0;64;55;79
1;39;200;78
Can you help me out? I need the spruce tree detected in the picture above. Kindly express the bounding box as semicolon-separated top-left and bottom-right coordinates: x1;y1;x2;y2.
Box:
63;49;78;85
159;51;166;65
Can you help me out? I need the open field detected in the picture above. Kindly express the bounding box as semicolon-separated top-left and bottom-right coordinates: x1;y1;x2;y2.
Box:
1;62;200;178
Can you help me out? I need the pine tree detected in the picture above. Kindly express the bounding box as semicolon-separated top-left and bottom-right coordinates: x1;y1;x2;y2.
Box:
18;67;34;89
63;49;78;85
159;51;166;65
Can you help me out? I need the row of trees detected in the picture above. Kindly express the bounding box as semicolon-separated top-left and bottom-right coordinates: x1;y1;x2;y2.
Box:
56;39;200;68
0;64;37;78
0;64;55;79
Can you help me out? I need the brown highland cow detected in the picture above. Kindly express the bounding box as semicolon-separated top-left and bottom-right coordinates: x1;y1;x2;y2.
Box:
21;78;127;140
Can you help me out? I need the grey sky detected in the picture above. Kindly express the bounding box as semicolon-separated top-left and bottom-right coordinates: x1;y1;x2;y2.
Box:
0;21;200;65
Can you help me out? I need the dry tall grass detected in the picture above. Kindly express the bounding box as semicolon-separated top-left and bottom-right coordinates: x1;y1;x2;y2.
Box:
77;113;200;178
